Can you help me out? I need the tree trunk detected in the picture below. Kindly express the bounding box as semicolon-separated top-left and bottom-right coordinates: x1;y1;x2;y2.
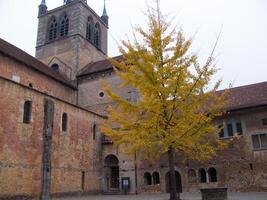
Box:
168;146;180;200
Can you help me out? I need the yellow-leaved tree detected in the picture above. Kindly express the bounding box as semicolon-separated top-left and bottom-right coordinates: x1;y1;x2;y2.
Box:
101;3;227;200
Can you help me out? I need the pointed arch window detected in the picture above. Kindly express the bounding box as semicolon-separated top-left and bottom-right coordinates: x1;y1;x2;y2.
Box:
48;17;57;41
94;23;101;48
86;17;93;42
60;14;69;37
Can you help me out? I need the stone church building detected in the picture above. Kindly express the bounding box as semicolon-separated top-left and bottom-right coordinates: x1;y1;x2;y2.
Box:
0;0;266;199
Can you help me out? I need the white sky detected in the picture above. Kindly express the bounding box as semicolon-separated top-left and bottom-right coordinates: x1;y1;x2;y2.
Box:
0;0;266;88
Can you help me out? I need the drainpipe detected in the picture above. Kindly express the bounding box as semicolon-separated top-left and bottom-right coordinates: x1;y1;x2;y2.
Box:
134;151;138;194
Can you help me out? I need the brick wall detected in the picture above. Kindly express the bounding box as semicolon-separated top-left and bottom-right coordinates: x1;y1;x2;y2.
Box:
0;77;104;198
0;53;76;104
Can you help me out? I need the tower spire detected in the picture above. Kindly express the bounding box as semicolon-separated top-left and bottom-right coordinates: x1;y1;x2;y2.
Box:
38;0;47;16
40;0;46;5
102;0;108;16
101;0;109;26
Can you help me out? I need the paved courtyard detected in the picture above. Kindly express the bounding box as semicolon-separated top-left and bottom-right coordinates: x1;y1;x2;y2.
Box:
52;192;267;200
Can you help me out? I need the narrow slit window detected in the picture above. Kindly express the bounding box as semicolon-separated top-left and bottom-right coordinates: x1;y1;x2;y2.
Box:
93;124;96;140
86;17;93;42
23;101;32;124
62;113;68;132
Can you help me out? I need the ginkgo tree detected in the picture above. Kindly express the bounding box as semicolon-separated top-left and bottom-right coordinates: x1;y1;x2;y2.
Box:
101;2;227;200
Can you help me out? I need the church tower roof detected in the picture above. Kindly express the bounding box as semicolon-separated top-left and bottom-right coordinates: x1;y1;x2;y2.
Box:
40;0;46;5
101;0;109;26
102;0;108;17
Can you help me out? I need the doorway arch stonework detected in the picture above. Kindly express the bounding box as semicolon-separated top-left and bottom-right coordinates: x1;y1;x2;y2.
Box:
104;154;120;191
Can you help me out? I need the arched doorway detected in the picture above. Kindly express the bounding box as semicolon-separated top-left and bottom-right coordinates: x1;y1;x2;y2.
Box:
104;155;119;190
165;171;182;193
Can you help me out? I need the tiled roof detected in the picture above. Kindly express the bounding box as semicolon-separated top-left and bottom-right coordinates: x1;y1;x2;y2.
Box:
78;55;123;77
0;38;76;89
224;81;267;111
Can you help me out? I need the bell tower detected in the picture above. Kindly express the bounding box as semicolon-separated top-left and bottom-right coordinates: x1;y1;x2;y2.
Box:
36;0;108;80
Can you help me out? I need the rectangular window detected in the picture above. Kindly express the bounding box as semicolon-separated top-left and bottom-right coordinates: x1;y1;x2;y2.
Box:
23;101;32;124
62;113;68;132
227;124;233;137
236;122;243;135
260;134;267;148
252;134;267;150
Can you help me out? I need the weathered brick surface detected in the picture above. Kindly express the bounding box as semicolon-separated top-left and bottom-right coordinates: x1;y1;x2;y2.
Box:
0;53;76;104
0;78;103;198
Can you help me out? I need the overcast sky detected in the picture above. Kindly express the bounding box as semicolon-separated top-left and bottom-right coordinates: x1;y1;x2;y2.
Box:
0;0;266;88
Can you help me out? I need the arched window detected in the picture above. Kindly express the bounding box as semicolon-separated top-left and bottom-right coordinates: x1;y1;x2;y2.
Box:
152;171;160;184
86;16;93;42
51;63;59;72
62;112;68;132
144;172;152;185
94;23;101;48
198;168;207;183
208;167;217;182
48;17;57;41
188;169;197;183
93;123;97;140
60;14;69;37
23;101;32;124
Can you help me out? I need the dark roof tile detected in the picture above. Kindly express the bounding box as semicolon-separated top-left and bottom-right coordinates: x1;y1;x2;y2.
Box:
78;55;123;77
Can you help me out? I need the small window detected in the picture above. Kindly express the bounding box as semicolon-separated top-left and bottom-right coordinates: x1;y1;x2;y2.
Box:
144;172;152;185
98;91;105;98
51;63;59;72
93;124;96;140
227;123;233;137
152;171;160;184
62;113;68;132
236;122;243;135
198;168;207;183
23;101;32;124
252;134;267;150
260;134;267;148
252;135;260;149
208;167;217;182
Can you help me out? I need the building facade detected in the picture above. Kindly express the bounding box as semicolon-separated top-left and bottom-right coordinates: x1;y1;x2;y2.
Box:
0;0;266;199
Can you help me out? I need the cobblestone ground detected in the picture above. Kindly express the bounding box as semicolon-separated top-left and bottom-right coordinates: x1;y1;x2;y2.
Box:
52;192;267;200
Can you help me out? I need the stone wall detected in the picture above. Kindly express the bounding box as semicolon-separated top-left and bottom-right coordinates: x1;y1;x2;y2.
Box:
78;71;135;115
36;0;107;80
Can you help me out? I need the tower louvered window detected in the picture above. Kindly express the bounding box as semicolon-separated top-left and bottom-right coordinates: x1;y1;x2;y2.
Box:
48;18;57;41
60;14;69;37
94;23;101;48
86;17;93;42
